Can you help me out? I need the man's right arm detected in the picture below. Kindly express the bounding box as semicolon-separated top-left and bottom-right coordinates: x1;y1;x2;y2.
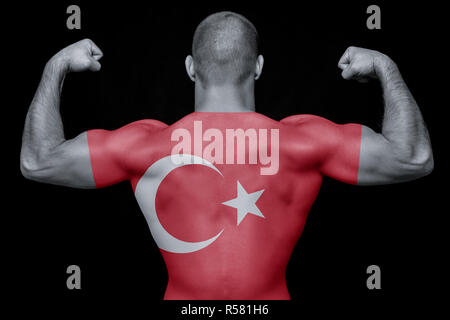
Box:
337;46;434;185
20;39;111;189
285;47;434;186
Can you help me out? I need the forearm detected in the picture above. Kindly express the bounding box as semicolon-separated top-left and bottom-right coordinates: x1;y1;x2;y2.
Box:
21;57;67;172
376;58;433;166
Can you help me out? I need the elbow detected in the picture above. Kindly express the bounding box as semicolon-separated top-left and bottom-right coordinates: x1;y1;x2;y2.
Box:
20;144;67;184
20;151;48;182
419;150;434;177
400;148;434;180
413;146;434;178
20;157;40;181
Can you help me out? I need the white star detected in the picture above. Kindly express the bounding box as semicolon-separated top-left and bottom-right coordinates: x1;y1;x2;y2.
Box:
222;181;265;226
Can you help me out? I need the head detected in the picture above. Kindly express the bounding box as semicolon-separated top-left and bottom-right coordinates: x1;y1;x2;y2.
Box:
186;11;264;88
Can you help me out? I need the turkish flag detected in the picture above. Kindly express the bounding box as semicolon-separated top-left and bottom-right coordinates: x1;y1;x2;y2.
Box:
87;111;361;299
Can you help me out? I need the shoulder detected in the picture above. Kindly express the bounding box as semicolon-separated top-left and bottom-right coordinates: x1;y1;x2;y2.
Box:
280;114;360;133
102;119;167;136
280;114;344;142
87;119;168;149
118;119;168;133
280;114;361;151
280;114;337;129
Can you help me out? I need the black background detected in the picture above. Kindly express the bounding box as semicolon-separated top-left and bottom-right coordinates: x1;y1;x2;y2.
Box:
5;1;448;317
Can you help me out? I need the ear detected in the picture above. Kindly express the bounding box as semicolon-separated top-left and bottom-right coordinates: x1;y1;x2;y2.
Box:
254;55;264;80
185;55;196;82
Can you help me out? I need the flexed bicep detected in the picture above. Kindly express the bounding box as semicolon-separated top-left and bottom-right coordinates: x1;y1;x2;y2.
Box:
21;132;97;188
20;39;109;189
357;125;431;185
337;46;433;184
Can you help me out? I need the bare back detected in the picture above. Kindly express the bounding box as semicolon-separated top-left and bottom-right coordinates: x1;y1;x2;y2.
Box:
87;112;361;299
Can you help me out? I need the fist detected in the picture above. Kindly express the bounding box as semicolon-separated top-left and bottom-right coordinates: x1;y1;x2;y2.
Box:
52;39;103;72
337;46;393;82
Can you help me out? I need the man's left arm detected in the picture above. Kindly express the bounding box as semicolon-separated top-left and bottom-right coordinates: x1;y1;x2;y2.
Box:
20;39;106;188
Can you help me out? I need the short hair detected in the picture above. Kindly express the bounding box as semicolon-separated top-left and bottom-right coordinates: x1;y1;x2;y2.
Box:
192;11;259;86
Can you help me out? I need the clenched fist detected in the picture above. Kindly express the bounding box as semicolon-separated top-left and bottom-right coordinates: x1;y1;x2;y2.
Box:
338;46;394;83
51;39;103;73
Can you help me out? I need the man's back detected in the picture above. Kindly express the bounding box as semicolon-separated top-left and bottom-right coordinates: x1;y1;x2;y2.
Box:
87;112;361;299
20;27;433;301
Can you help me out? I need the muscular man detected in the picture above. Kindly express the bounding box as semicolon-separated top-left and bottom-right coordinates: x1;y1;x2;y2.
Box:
20;12;433;299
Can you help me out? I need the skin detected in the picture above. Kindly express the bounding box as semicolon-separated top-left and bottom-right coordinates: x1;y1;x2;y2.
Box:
20;39;433;187
185;55;264;112
19;38;434;299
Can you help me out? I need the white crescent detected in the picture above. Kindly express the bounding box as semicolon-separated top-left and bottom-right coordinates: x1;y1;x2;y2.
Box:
134;154;224;254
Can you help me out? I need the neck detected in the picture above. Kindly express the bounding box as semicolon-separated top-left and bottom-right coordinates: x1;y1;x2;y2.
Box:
194;79;256;112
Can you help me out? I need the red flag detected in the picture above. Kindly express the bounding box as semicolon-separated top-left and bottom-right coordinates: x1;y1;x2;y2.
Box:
87;112;361;299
